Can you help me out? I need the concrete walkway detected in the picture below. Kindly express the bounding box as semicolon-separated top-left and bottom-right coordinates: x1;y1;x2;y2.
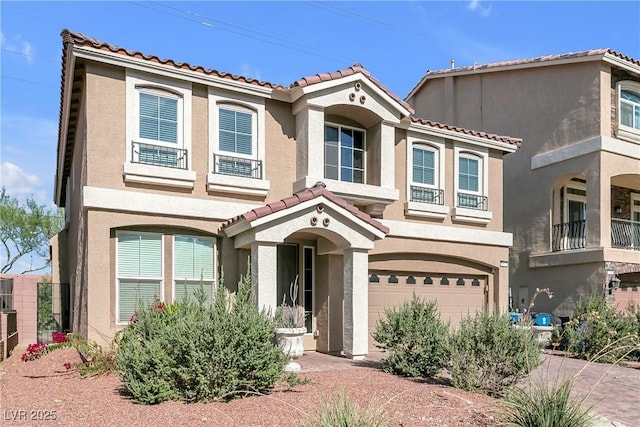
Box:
298;351;640;427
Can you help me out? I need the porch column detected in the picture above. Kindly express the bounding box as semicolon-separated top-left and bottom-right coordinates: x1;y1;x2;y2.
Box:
250;242;278;314
343;248;369;360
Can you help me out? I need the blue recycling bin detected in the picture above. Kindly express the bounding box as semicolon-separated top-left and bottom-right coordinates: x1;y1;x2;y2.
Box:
534;313;552;326
508;312;522;324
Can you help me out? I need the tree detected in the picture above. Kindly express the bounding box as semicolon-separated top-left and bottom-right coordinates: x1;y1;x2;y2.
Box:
0;188;64;274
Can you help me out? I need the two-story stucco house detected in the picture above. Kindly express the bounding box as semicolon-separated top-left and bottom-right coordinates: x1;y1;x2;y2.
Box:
406;49;640;320
51;30;520;358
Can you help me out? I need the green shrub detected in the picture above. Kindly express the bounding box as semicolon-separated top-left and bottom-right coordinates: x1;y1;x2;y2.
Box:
562;293;640;363
302;391;388;427
115;273;288;404
500;378;594;427
448;311;541;397
372;295;449;378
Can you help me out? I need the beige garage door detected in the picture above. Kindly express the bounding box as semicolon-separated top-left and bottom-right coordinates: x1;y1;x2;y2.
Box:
368;272;487;352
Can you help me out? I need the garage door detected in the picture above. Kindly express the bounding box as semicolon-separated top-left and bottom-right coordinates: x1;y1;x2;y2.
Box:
368;272;487;352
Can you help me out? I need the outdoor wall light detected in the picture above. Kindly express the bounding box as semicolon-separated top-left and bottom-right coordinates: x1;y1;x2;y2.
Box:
614;205;622;214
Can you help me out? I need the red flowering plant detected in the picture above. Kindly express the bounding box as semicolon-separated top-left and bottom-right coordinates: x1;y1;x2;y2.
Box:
21;342;50;362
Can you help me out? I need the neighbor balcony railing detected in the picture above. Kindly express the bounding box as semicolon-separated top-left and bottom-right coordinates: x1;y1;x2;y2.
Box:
612;218;640;250
212;154;262;179
552;220;586;251
132;142;188;169
456;192;488;211
410;186;444;205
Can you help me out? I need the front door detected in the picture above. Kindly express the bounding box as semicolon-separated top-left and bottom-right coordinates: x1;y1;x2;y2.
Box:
277;243;316;351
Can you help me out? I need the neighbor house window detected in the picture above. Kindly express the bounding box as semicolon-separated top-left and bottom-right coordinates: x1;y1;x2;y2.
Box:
116;232;163;323
620;89;640;131
173;236;215;303
324;124;365;184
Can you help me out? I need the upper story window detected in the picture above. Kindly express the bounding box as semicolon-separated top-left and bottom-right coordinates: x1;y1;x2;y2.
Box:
455;149;487;211
139;91;179;144
620;89;640;130
124;71;194;188
411;144;443;205
617;81;640;143
324;123;365;184
134;88;186;169
207;89;269;196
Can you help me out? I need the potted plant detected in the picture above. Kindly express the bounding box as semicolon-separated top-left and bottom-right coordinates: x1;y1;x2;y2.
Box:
275;276;307;372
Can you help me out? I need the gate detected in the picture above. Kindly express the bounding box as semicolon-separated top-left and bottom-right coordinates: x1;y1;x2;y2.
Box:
37;282;70;343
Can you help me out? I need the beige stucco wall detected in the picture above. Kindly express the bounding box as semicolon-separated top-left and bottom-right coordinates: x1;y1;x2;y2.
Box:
56;56;518;349
410;59;640;321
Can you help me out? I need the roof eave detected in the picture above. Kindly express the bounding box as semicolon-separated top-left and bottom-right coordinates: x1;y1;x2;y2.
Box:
403;119;520;153
54;45;76;206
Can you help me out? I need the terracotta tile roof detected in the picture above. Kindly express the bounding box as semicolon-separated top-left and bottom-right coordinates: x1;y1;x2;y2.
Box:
60;29;287;90
221;182;389;234
410;117;522;148
422;48;640;77
292;63;414;114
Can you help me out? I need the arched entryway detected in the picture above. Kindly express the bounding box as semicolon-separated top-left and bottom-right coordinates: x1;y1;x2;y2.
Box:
221;183;387;359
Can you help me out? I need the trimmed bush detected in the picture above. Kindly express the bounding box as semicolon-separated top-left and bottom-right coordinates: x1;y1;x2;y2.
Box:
115;274;288;404
448;311;540;397
373;295;449;378
562;293;640;363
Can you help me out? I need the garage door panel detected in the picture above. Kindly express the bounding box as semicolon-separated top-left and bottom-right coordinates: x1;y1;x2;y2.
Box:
368;273;486;352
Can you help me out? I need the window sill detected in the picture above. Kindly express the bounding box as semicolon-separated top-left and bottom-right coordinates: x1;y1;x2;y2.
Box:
207;172;270;197
452;207;493;224
123;163;196;189
616;126;640;144
404;201;449;219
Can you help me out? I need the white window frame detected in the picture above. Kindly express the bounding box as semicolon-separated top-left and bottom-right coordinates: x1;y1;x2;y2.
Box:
115;231;164;325
404;133;448;219
563;182;587;224
207;88;269;196
172;235;216;303
631;192;640;222
124;70;195;188
324;122;366;184
617;81;640;143
452;144;492;223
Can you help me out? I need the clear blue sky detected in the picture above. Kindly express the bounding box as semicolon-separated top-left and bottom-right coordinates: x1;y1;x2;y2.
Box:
1;1;639;272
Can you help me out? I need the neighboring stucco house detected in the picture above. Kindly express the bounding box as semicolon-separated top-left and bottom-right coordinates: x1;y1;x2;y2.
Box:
406;49;640;320
52;30;520;358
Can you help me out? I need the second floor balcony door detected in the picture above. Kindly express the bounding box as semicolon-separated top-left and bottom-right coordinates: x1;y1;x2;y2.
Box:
567;198;586;248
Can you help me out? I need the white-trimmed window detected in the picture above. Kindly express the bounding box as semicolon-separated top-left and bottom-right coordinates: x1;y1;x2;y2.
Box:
116;232;163;324
452;145;492;223
124;71;194;188
208;90;269;196
456;152;486;210
324;123;365;184
215;105;259;178
173;235;215;303
618;81;640;142
410;144;442;204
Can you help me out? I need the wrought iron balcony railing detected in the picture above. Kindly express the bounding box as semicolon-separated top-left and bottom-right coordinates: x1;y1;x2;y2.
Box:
132;142;188;169
612;218;640;250
456;192;488;211
212;154;262;179
410;186;444;205
552;220;586;251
